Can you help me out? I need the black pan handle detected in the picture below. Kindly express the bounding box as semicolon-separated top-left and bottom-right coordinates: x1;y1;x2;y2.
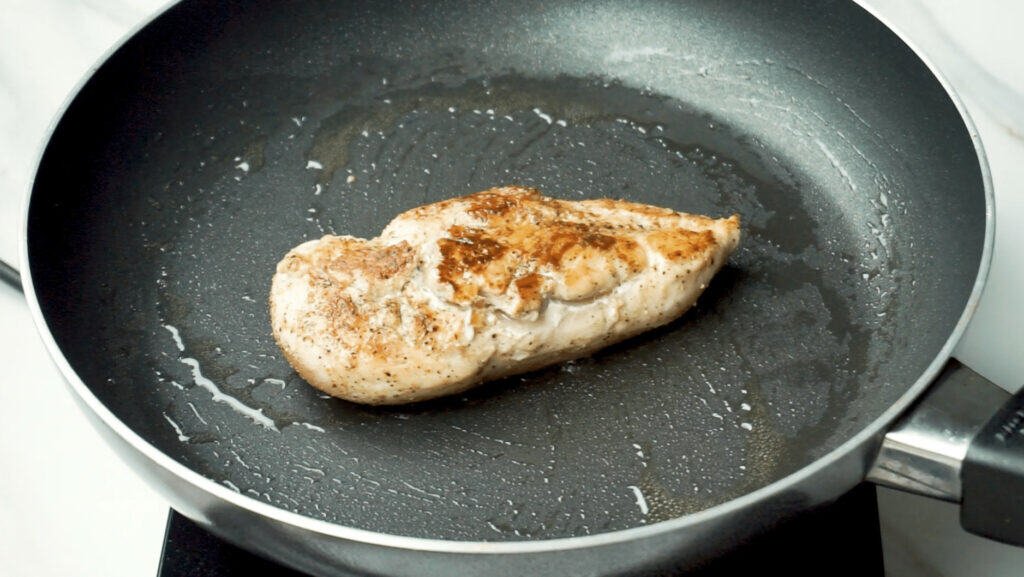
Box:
0;259;22;293
961;386;1024;545
867;359;1024;546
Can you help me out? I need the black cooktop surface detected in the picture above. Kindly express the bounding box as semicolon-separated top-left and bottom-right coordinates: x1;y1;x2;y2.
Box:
158;484;884;576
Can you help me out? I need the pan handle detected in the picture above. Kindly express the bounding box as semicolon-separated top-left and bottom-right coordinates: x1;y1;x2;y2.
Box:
0;259;22;293
960;380;1024;544
867;359;1024;546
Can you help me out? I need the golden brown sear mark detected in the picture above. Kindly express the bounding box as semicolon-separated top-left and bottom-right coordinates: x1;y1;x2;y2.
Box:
324;239;415;280
434;188;719;310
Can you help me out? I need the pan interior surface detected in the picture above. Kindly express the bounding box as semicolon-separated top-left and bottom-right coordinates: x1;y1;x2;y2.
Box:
28;0;986;541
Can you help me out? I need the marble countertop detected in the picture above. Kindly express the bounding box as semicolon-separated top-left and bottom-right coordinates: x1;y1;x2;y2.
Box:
1;1;1022;575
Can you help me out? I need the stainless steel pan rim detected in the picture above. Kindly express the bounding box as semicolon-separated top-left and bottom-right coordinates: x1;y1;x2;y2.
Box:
19;0;995;555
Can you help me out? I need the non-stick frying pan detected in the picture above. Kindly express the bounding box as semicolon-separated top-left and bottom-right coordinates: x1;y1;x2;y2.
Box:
11;0;1023;575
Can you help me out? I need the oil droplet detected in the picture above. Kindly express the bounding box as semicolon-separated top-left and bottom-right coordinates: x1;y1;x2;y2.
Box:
626;485;650;515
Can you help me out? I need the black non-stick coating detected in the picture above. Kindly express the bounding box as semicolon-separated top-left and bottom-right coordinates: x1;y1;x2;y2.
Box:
29;0;985;541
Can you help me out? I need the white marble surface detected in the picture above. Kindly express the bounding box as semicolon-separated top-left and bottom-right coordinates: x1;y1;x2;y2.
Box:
1;4;170;577
0;1;1022;576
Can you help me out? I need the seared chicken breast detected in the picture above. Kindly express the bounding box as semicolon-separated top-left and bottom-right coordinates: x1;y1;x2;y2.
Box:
270;186;740;405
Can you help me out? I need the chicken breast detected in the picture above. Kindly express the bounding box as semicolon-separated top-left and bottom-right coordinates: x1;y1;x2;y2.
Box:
270;186;740;405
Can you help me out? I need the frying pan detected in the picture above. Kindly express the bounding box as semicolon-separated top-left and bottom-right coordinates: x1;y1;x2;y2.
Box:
9;0;1023;574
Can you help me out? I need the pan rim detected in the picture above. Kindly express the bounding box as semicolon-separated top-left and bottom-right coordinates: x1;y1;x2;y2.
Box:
19;0;996;555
